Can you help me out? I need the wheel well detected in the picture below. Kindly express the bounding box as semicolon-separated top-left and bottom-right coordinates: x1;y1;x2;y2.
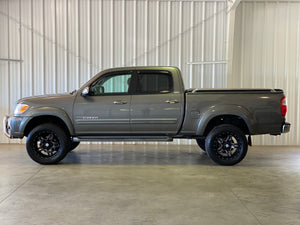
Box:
24;115;71;137
203;115;249;136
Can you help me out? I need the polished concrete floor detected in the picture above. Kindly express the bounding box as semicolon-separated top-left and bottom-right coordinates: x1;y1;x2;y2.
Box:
0;143;300;225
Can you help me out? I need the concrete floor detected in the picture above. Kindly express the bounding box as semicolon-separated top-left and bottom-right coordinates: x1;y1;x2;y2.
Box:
0;143;300;225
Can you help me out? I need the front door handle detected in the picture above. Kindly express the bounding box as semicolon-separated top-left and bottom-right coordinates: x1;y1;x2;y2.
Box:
165;99;179;104
113;100;127;105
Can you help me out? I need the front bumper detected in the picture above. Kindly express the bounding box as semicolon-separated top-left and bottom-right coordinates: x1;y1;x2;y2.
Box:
281;122;291;133
3;116;11;138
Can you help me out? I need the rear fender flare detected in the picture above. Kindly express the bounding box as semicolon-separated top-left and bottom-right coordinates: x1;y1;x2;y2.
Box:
196;105;254;136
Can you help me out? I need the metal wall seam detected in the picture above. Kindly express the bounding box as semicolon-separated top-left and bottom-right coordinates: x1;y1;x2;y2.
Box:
200;1;205;88
7;0;10;115
133;0;137;66
54;0;57;93
240;2;245;88
189;1;194;88
262;2;267;88
66;0;69;91
42;0;45;94
167;1;171;66
19;0;22;100
110;0;114;68
99;0;103;71
272;2;278;89
144;0;148;65
122;0;126;66
156;1;159;66
212;2;216;87
7;0;11;144
77;0;80;88
251;2;255;88
178;1;182;68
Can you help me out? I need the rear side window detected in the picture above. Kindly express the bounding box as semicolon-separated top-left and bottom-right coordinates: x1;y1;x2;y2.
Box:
135;73;173;94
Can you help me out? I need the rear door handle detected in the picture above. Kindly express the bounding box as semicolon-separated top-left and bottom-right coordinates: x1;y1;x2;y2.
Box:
165;99;179;104
113;100;127;105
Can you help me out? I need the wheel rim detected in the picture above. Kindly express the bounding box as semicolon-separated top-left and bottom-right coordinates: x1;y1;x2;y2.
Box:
213;131;241;160
32;130;60;158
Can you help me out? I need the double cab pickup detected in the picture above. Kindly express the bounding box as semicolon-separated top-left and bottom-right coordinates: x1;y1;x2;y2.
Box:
3;66;290;165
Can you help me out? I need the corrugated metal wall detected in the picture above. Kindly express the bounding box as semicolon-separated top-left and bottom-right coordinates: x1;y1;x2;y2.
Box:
232;1;300;145
0;0;227;144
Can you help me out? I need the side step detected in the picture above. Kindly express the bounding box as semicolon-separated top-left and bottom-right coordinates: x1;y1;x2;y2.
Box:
73;136;173;142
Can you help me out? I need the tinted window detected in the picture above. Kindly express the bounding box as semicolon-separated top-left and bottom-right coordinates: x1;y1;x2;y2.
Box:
135;73;173;94
90;74;132;95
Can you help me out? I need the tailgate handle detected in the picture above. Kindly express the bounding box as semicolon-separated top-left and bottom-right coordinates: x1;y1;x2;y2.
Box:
113;100;127;105
165;99;179;104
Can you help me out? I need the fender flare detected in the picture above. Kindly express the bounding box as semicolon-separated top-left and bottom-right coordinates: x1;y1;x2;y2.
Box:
196;104;255;136
21;107;75;135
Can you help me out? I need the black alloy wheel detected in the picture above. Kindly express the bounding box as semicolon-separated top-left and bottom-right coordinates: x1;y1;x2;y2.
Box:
26;124;70;164
205;124;248;166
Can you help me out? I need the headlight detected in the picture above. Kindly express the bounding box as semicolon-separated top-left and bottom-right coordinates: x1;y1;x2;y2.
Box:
14;103;29;115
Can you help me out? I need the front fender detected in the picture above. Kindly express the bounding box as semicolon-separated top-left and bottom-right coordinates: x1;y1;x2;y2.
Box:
196;104;255;136
20;107;74;135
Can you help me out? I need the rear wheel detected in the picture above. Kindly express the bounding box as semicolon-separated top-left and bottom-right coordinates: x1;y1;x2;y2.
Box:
205;124;248;166
26;124;71;164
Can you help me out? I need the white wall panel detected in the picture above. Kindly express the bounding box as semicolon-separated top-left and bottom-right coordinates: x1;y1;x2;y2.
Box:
232;1;300;145
44;0;56;94
0;0;227;144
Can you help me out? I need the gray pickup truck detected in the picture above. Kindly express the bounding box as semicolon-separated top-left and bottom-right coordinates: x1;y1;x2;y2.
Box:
3;66;290;165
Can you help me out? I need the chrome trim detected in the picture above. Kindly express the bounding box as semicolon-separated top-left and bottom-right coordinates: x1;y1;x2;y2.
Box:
3;116;11;138
281;122;291;133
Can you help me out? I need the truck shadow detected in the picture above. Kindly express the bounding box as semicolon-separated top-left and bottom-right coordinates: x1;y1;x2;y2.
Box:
62;144;213;166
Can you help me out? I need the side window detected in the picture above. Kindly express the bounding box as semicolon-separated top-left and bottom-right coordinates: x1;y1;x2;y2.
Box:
135;73;173;94
90;73;132;96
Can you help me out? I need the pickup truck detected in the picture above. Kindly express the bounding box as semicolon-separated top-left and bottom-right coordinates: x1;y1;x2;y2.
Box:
3;66;290;166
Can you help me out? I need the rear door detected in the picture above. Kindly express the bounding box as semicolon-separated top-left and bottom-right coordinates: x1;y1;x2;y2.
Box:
130;70;183;135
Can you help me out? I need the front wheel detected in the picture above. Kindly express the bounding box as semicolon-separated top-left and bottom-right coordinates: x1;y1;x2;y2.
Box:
205;124;248;166
26;124;71;164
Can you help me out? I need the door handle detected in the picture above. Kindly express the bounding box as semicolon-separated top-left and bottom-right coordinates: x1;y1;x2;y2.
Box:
113;100;127;105
165;99;179;104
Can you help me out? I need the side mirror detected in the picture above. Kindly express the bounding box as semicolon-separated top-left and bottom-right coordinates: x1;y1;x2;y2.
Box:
81;87;90;97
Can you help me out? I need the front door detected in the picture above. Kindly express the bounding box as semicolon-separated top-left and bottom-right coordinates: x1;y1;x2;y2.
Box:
73;72;133;135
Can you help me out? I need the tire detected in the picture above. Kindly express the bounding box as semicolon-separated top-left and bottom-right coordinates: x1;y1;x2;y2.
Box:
205;124;248;166
196;138;206;151
26;123;71;165
69;141;80;152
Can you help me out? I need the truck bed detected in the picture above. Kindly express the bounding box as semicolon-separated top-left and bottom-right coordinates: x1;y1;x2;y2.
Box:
180;88;286;136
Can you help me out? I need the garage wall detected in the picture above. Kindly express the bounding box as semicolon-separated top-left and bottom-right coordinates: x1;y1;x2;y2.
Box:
0;0;227;144
231;1;300;145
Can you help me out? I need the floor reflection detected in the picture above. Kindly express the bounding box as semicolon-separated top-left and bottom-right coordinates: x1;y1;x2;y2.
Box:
62;144;211;165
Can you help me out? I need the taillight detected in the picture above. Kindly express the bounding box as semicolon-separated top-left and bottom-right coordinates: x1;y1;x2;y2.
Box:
281;96;287;117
